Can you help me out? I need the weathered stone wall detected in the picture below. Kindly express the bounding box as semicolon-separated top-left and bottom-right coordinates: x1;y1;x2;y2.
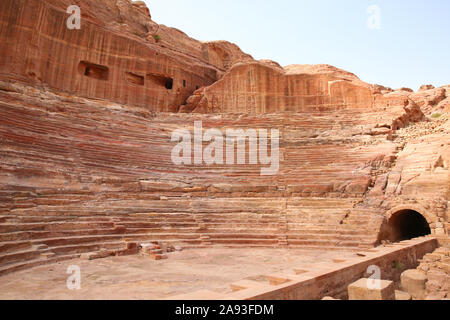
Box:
1;78;447;274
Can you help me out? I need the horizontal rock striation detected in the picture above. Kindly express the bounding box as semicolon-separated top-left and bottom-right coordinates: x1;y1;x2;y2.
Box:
0;0;448;275
182;62;374;114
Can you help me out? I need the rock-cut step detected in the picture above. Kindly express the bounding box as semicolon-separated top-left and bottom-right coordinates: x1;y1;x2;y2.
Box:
0;254;79;276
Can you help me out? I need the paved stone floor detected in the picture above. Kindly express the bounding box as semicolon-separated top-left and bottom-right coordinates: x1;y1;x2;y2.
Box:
0;248;358;300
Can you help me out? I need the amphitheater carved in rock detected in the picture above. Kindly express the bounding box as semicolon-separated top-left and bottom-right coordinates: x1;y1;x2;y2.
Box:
0;0;448;300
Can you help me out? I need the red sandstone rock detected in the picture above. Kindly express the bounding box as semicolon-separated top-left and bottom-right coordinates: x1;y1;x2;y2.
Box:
185;61;375;113
410;87;447;115
348;278;395;300
0;0;448;283
0;0;251;112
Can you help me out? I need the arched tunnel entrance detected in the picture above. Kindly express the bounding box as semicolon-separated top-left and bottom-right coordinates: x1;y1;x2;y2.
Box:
378;209;431;243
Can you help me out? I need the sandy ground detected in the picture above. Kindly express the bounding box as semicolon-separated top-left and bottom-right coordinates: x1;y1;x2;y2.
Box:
0;248;358;300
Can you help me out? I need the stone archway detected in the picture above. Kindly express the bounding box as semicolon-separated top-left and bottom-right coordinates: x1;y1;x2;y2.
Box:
378;207;432;243
387;209;431;241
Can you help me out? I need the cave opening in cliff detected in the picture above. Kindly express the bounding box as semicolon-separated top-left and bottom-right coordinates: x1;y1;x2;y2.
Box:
78;61;109;81
146;73;173;90
385;210;431;242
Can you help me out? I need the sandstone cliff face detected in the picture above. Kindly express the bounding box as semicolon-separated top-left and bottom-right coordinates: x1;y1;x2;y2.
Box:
182;61;374;114
410;86;449;115
0;0;448;275
0;0;251;112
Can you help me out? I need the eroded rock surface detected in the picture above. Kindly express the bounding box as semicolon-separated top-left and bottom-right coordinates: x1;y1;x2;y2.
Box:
0;0;448;285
